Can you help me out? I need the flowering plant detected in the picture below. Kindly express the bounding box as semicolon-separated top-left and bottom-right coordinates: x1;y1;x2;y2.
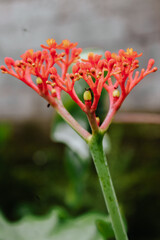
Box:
1;39;157;240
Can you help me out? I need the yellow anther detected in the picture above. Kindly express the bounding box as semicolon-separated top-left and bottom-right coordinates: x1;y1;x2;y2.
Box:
98;71;102;76
113;89;120;98
46;38;55;46
28;49;34;55
111;53;117;59
62;39;70;47
88;52;94;58
1;70;7;74
126;48;133;55
22;65;26;70
36;77;43;84
83;89;92;101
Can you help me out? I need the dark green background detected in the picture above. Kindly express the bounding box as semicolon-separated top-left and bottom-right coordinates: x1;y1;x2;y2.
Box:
0;121;160;240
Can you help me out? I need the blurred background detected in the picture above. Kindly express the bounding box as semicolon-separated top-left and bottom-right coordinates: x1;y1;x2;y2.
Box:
0;0;160;240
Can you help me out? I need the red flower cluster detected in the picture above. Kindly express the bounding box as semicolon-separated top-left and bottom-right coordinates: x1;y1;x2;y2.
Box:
71;48;157;113
1;40;157;117
0;39;81;104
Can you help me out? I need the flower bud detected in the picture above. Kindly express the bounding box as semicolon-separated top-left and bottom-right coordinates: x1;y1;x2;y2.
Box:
113;89;120;98
72;64;79;74
152;67;158;72
83;89;92;101
96;117;100;126
0;65;7;72
5;57;15;66
36;77;43;84
105;51;111;59
51;88;56;97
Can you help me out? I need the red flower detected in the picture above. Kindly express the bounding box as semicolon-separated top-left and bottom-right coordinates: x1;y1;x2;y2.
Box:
0;39;82;106
0;41;157;132
41;38;58;50
57;39;78;50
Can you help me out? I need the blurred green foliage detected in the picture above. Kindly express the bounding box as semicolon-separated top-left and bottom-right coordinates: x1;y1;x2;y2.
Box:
0;121;160;240
0;208;114;240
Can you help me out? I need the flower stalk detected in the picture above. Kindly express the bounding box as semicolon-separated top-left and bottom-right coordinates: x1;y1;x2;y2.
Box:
89;132;128;240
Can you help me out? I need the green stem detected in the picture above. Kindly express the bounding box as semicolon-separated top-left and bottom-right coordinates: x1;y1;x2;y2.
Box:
89;133;129;240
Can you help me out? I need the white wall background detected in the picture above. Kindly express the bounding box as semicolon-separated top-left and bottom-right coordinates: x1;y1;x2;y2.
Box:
0;0;160;121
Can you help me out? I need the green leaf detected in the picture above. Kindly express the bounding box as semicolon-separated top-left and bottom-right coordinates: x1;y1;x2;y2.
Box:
0;209;58;240
0;209;114;240
96;218;114;239
63;147;89;208
51;121;90;160
50;212;112;240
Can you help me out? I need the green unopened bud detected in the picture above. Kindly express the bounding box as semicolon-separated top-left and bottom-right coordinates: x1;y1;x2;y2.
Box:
36;77;43;84
113;89;120;98
83;89;92;101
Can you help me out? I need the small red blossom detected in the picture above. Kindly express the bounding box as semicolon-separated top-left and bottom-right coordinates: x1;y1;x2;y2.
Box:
0;40;157;133
57;39;78;50
41;38;58;50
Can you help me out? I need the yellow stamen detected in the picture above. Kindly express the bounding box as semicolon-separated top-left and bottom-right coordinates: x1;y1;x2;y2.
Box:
46;38;55;46
88;52;94;58
111;53;117;59
1;70;7;74
98;71;102;76
28;49;34;55
62;39;70;47
126;48;133;55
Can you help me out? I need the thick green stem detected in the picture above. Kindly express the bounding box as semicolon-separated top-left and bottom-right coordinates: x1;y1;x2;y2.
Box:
89;133;129;240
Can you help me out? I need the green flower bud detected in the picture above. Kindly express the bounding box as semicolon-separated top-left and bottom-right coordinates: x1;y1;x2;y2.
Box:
113;89;120;98
83;89;92;101
36;77;43;84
